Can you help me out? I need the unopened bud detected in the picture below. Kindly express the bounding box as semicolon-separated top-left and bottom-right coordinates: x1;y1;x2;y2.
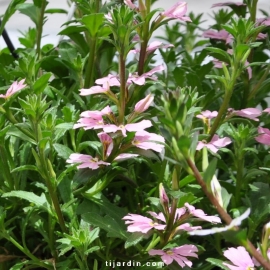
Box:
134;94;154;113
159;183;169;214
211;175;223;208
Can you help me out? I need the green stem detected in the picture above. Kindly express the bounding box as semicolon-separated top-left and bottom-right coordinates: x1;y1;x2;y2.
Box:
249;0;258;23
138;40;148;76
118;54;126;123
145;235;160;252
33;120;67;233
235;156;244;207
48;215;58;260
241;75;250;108
40;154;67;233
36;0;47;59
84;37;97;88
5;109;35;140
163;198;177;245
208;90;233;141
248;65;270;101
0;145;14;189
7;236;53;269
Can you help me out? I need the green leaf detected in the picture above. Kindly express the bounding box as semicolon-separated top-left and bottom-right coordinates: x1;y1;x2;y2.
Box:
205;47;230;61
58;25;86;35
125;232;144;249
0;125;11;138
7;126;36;145
179;175;196;188
203;158;217;186
16;3;40;25
53;143;73;160
2;191;52;215
84;246;100;255
0;0;26;35
82;213;128;240
81;14;104;37
206;258;229;270
235;44;250;60
33;73;51;94
11;165;38;173
45;8;67;14
177;135;191;157
88;227;100;244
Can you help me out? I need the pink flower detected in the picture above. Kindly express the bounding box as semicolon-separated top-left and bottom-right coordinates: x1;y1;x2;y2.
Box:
132;131;165;152
74;106;112;130
122;213;166;233
257;33;267;40
80;74;120;96
130;41;174;55
213;59;226;68
0;79;27;99
149;210;201;232
212;2;246;8
185;203;221;223
189;209;250;236
149;245;198;267
66;153;110;169
80;85;108;96
255;127;270;145
263;108;270;114
159;183;169;208
196;135;232;153
114;153;139;161
124;0;137;10
223;246;254;270
231;108;261;121
196;110;218;120
103;119;152;137
134;94;154;113
203;29;232;44
161;2;192;22
74;117;105;130
176;223;202;232
98;132;113;156
257;18;270;26
127;65;165;86
95;74;120;87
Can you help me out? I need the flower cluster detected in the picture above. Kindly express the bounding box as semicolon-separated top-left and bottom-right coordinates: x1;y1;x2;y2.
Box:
67;68;165;170
122;184;221;267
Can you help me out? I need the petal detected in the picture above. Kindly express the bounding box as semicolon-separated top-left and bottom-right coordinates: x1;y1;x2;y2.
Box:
125;120;152;132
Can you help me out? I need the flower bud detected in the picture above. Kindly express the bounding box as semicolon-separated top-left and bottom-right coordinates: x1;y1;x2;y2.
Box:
159;183;169;213
134;94;154;113
211;175;223;208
